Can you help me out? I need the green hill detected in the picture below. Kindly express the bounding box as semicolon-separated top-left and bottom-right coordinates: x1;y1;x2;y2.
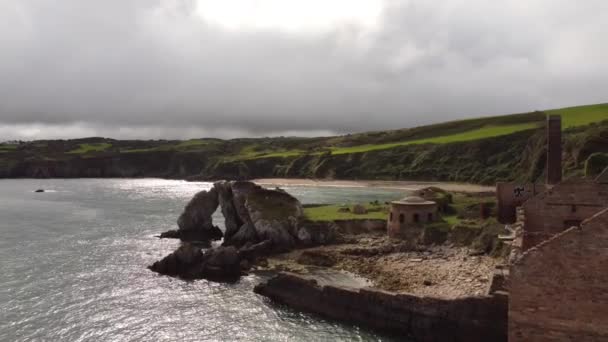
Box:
1;103;607;184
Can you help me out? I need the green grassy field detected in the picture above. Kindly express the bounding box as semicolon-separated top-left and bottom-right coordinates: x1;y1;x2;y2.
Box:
547;103;608;128
328;103;607;155
0;144;17;152
67;143;112;154
303;204;389;221
330;122;538;155
121;139;215;153
231;145;306;160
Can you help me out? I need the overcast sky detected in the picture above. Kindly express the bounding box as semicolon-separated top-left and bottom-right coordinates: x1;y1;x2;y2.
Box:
1;0;607;140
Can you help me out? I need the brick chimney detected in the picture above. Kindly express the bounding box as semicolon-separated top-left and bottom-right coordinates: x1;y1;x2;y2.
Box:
547;115;562;185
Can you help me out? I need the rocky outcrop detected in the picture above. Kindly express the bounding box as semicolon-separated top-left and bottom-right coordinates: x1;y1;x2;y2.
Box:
160;187;223;241
216;181;305;252
148;244;242;282
148;240;275;281
254;272;508;342
152;181;336;282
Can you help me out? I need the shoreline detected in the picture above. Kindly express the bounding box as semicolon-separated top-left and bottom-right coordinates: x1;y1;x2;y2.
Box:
253;178;495;194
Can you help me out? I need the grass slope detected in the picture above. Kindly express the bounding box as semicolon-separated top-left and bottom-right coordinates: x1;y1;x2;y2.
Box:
67;143;112;154
304;204;389;221
547;103;608;128
329;123;538;155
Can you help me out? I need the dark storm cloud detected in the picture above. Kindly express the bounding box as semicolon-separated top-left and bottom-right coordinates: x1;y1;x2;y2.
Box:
0;0;607;140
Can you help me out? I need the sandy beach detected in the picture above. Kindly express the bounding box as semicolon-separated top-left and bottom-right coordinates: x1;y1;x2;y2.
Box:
254;178;495;193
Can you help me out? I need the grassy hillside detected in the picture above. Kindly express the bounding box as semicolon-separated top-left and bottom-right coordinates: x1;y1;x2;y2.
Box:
547;103;608;128
1;103;607;183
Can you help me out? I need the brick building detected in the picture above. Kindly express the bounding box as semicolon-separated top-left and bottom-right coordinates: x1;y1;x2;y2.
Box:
509;208;608;341
387;196;437;238
521;179;608;250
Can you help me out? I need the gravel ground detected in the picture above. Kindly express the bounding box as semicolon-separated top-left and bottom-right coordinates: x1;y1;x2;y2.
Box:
264;234;500;299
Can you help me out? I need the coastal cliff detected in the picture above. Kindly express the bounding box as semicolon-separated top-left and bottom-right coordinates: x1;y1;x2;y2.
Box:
2;107;607;184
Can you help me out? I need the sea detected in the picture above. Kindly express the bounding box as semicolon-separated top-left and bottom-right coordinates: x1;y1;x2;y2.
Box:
0;179;407;342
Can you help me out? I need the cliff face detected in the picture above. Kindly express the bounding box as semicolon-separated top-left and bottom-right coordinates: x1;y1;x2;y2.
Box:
0;151;208;178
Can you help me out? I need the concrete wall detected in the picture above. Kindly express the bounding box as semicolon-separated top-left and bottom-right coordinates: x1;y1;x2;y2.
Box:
522;179;608;249
255;273;507;342
509;209;608;341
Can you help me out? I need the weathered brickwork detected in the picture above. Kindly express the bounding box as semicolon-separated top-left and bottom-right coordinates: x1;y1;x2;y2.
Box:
387;198;437;239
509;209;608;341
522;179;608;250
546;115;562;185
496;182;546;224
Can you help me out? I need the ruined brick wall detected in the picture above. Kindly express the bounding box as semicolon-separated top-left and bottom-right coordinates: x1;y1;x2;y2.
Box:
522;180;608;249
255;273;507;342
546;115;562;185
496;182;546;224
509;209;608;341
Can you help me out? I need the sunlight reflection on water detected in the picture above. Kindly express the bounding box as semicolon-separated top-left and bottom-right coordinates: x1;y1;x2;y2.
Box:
0;179;404;342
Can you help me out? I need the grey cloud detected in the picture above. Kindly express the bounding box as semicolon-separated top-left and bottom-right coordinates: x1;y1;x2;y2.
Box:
0;0;607;140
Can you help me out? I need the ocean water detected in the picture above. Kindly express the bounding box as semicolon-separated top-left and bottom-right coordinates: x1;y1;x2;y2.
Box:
0;179;406;342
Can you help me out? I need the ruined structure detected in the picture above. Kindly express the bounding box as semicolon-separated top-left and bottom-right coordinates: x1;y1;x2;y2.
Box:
255;272;507;342
387;196;437;238
496;182;545;224
546;115;562;185
521;179;608;250
509;209;608;341
505;114;608;341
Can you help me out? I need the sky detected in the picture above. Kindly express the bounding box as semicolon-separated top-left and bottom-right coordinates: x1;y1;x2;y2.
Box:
0;0;607;140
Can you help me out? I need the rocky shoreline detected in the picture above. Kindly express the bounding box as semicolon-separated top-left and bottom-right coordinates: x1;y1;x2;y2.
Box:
148;181;508;341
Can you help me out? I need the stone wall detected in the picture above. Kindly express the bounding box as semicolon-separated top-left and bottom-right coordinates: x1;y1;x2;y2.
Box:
509;208;608;341
522;179;608;249
255;273;507;342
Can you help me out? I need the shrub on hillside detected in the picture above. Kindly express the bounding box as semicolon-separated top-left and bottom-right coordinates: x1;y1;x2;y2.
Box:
584;153;608;177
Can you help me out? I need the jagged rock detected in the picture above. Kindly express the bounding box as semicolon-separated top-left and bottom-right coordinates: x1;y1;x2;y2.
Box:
216;180;303;252
243;185;303;251
296;221;337;246
237;240;273;260
161;187;223;241
148;244;243;282
152;181;336;282
159;227;223;241
214;181;243;241
148;244;203;278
